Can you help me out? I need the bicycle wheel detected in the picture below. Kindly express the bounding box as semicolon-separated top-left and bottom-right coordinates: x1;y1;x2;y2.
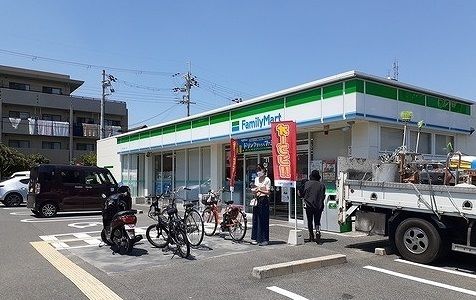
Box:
185;209;204;247
146;224;169;248
202;207;217;236
229;211;247;242
174;227;191;258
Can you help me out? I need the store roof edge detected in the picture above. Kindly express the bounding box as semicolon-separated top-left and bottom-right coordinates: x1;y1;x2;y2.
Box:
112;70;474;139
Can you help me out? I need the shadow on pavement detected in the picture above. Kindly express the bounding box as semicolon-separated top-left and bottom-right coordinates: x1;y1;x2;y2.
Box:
345;239;390;253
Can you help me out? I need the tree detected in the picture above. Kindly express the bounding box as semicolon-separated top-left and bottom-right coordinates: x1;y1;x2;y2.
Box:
74;152;97;166
0;143;50;178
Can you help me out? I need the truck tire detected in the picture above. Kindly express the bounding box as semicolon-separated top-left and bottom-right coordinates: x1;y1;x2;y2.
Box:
394;218;442;264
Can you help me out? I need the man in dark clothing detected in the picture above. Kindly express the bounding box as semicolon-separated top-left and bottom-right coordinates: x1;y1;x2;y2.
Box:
303;170;326;243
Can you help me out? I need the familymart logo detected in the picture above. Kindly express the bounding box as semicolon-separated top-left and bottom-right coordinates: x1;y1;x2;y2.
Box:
232;113;282;132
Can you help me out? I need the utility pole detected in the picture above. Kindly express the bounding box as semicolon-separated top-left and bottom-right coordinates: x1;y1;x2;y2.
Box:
101;70;116;139
174;62;198;117
101;70;105;139
185;71;192;117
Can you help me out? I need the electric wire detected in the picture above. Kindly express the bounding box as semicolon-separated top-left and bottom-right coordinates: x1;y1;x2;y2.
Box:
0;48;174;76
128;104;179;127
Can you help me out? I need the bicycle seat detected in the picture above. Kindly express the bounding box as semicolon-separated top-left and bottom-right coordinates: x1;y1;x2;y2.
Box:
225;200;234;205
183;202;195;208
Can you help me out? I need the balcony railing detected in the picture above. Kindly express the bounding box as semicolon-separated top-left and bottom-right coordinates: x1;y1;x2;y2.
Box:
2;118;123;138
2;117;69;136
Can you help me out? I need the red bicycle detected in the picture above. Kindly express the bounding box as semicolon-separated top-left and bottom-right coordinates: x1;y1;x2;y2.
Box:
200;188;247;242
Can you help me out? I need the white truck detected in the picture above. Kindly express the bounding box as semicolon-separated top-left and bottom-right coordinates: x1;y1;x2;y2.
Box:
338;170;476;263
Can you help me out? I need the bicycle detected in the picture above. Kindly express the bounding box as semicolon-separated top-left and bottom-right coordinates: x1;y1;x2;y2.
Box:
145;193;190;258
200;188;247;242
147;187;204;247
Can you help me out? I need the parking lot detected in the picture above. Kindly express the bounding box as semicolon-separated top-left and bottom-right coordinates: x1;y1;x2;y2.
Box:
2;204;476;300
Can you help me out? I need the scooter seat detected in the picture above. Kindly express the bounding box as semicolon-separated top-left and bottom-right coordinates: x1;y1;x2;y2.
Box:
113;210;137;219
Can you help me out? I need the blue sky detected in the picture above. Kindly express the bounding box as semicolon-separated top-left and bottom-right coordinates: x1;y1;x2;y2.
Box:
1;1;475;127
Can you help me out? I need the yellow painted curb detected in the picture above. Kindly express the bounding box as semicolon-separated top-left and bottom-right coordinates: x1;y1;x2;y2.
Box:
30;241;122;300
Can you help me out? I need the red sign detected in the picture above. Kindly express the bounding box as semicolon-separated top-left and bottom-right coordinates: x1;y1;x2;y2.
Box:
271;121;297;187
229;138;238;190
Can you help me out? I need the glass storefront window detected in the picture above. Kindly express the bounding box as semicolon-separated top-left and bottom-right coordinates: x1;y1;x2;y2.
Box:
410;131;431;154
154;154;162;195
380;127;404;152
162;152;173;193
435;134;454;155
201;147;211;194
187;148;200;200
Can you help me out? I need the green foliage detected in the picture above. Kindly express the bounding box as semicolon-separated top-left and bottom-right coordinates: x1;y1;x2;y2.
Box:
0;143;50;178
74;152;97;166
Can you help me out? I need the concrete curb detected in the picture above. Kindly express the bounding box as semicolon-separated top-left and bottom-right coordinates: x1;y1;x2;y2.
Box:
252;254;347;279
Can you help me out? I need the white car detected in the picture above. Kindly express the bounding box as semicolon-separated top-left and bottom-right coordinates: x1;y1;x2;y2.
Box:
0;176;29;207
9;171;30;178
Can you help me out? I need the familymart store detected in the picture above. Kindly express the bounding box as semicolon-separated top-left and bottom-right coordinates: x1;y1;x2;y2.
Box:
98;70;475;224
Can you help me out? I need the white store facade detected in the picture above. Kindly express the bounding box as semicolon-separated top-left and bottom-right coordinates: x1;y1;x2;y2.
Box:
97;71;476;223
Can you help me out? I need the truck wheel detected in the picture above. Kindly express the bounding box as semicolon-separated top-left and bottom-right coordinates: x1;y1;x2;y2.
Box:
394;218;442;264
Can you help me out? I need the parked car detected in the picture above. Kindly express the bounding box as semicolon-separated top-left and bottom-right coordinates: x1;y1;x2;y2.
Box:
27;164;130;217
0;177;29;206
9;171;30;179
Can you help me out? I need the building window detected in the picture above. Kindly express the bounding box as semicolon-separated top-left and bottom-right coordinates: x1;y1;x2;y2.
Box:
42;86;62;95
410;131;431;154
435;134;454;155
380;127;404;152
42;114;62;121
42;141;61;150
9;82;30;91
9;111;30;119
77;117;95;124
76;143;95;151
105;119;121;126
8;140;30;148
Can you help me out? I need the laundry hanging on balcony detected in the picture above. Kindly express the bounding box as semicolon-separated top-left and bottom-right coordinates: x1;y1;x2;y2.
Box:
37;120;53;136
28;118;36;135
8;117;21;129
52;121;69;137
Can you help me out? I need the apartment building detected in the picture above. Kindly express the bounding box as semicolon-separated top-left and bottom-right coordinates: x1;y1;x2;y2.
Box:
0;65;128;163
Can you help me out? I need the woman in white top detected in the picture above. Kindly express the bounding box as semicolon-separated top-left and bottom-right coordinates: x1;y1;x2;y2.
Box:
251;164;271;246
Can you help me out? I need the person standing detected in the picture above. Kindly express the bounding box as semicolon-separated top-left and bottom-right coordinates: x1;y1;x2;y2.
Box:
251;164;271;246
303;170;326;243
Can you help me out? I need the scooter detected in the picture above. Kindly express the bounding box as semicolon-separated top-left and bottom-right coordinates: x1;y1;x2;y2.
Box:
101;187;142;254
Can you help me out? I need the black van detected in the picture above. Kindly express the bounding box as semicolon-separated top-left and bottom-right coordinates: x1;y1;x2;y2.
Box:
27;165;130;217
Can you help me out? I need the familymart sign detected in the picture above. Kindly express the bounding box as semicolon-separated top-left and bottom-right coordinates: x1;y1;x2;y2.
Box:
232;112;282;133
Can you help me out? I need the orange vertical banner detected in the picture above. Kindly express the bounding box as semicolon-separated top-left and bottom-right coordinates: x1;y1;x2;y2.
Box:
229;138;238;190
271;121;297;187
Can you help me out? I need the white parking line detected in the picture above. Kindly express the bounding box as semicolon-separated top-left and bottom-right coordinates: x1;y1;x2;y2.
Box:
364;266;476;297
395;259;476;280
21;217;102;223
40;227;147;250
10;211;33;216
267;286;309;300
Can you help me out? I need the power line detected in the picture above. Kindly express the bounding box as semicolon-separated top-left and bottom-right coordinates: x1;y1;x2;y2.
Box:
0;48;174;76
128;104;179;127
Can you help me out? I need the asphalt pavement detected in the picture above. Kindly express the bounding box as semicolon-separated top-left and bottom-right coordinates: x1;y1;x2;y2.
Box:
1;204;475;300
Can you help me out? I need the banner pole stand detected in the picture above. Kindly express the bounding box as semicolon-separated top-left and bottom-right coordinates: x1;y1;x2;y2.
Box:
288;183;304;245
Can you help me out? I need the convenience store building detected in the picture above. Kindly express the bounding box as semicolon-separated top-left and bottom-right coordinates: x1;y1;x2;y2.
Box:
97;71;476;223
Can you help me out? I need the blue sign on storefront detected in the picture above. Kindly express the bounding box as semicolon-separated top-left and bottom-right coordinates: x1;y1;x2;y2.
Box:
237;135;271;153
